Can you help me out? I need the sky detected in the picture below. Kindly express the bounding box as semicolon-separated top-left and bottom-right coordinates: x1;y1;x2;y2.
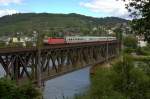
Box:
0;0;130;19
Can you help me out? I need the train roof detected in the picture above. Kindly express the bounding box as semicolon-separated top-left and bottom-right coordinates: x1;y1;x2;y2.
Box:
65;36;116;38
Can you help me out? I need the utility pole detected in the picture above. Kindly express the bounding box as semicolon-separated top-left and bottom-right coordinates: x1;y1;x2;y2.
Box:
106;31;109;63
35;30;42;88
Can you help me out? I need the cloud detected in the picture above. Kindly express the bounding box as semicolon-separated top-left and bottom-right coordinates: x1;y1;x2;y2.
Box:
0;0;23;5
80;0;130;19
0;9;18;17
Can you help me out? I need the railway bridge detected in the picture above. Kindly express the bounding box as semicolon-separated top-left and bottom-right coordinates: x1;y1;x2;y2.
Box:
0;41;119;85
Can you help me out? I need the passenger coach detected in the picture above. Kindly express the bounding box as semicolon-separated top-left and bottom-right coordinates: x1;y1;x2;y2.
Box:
43;36;116;44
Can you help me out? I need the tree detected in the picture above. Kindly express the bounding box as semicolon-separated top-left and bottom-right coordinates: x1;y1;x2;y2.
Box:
0;78;41;99
114;28;122;41
123;35;138;49
122;0;150;43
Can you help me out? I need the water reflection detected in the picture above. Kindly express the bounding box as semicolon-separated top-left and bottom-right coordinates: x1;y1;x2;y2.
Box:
0;65;5;78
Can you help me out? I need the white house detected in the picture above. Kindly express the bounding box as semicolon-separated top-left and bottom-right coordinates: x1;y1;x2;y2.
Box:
137;35;147;47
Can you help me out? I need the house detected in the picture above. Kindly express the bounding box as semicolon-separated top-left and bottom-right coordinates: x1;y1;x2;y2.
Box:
136;35;147;47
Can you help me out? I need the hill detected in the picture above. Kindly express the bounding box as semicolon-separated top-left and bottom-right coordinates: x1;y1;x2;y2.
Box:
0;13;128;36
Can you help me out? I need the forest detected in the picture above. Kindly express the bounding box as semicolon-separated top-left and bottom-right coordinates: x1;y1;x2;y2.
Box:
0;13;128;36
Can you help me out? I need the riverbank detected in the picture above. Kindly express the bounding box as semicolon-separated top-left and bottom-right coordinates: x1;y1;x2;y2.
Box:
73;54;150;99
90;57;120;75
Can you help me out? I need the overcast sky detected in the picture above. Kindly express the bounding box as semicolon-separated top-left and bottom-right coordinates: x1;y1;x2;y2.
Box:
0;0;130;19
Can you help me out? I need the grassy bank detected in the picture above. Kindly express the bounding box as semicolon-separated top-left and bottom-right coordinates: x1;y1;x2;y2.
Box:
71;54;150;99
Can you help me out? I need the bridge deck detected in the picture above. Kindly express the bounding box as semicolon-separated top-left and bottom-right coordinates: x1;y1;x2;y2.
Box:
0;41;117;54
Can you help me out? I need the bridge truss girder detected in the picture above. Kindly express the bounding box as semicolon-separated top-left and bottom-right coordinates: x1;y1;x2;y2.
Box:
0;41;118;83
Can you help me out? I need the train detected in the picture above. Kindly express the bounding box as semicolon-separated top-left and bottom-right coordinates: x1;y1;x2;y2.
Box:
43;36;117;44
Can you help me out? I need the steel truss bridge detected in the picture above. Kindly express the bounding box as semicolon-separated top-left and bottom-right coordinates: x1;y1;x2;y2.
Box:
0;41;119;84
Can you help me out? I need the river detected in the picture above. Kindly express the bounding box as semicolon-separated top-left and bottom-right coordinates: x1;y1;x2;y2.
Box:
43;67;90;99
0;65;91;99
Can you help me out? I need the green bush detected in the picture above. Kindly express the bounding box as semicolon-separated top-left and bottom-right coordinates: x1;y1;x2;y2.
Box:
123;36;138;49
123;47;135;54
0;78;41;99
112;56;150;99
90;68;126;99
136;46;150;56
75;55;150;99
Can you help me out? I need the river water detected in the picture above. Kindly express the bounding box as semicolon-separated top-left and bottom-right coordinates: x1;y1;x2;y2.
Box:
0;65;6;78
0;65;91;99
43;67;90;99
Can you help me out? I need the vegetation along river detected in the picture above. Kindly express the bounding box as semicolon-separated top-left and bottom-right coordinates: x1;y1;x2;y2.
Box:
0;65;91;99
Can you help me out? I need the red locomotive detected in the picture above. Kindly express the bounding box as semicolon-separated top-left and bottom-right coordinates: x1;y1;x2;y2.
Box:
43;37;65;44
